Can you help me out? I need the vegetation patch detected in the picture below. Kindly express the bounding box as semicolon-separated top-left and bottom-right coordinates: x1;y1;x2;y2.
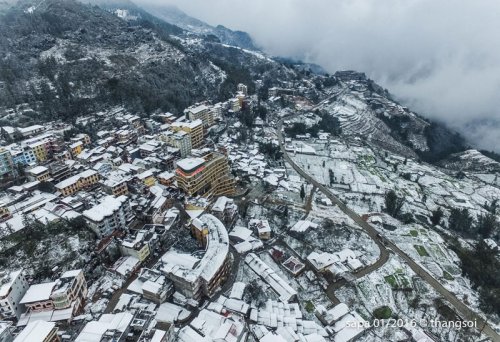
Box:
373;306;392;319
304;300;315;313
414;245;429;257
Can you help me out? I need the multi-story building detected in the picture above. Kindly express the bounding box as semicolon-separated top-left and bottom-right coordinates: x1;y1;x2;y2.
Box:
13;320;59;342
7;146;36;166
82;195;132;237
159;214;230;300
185;104;214;128
28;141;48;162
120;230;153;262
55;170;100;197
137;170;156;188
0;270;29;320
211;196;238;227
50;270;87;312
237;83;248;95
47;162;71;184
160;131;192;158
129;269;173;304
68;141;83;158
0;149;15;179
170;119;204;148
19;281;57;313
175;152;235;198
27;166;50;182
101;173;129;197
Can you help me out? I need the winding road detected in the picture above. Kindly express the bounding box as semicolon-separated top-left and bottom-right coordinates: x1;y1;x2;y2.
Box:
277;116;500;342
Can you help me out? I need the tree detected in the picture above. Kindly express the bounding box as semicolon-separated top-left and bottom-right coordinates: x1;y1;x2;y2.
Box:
384;190;404;218
476;212;498;238
38;181;56;193
430;207;444;226
448;208;473;234
328;169;335;186
300;185;306;202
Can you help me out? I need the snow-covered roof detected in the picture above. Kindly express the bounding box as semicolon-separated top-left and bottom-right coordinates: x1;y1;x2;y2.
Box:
245;253;297;302
75;312;134;341
55;170;98;189
176;157;205;172
28;166;48;175
13;320;56;341
160;214;229;285
20;282;57;304
83;195;128;222
0;270;23;297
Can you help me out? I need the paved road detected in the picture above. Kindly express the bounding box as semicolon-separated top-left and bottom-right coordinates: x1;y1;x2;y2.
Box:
277;118;500;341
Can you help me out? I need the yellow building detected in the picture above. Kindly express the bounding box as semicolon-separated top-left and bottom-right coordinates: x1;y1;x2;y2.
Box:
55;170;100;197
175;152;235;198
69;141;83;157
137;170;156;187
29;141;48;162
170;119;204;148
27;166;51;182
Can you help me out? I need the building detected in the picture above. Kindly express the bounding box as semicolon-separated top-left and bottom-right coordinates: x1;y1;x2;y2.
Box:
28;141;48;162
137;170;156;188
170;120;204;148
69;141;83;158
13;320;59;342
16;125;45;138
211;196;238;227
101;174;129;197
50;270;87;311
0;270;29;320
159;214;231;300
120;230;153;262
82;195;132;237
237;83;248;96
0;149;15;179
19;282;57;313
128;268;173;304
55;170;100;197
6;146;36;166
185;104;214;128
47;163;71;183
157;171;175;186
161;131;192;158
27;166;50;182
249;219;272;240
175;152;235;198
75;312;134;341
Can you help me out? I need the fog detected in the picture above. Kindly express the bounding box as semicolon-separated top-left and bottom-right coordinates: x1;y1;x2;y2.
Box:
141;0;500;151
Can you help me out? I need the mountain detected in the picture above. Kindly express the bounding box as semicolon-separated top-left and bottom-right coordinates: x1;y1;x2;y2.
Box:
309;71;468;163
0;0;290;123
0;0;476;165
138;3;258;51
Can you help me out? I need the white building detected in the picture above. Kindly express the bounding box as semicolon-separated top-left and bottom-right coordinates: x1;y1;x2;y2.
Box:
0;270;29;320
82;195;132;237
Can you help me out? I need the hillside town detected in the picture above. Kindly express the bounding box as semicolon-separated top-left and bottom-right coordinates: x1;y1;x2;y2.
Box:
0;71;498;342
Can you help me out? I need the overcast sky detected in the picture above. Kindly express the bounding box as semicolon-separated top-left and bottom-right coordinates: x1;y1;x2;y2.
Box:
142;0;500;151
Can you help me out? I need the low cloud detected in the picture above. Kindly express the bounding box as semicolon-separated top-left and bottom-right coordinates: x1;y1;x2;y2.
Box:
140;0;500;151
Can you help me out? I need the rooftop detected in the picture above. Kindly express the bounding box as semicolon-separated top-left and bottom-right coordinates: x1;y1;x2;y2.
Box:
83;195;128;222
13;320;56;342
176;158;205;172
20;282;57;304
